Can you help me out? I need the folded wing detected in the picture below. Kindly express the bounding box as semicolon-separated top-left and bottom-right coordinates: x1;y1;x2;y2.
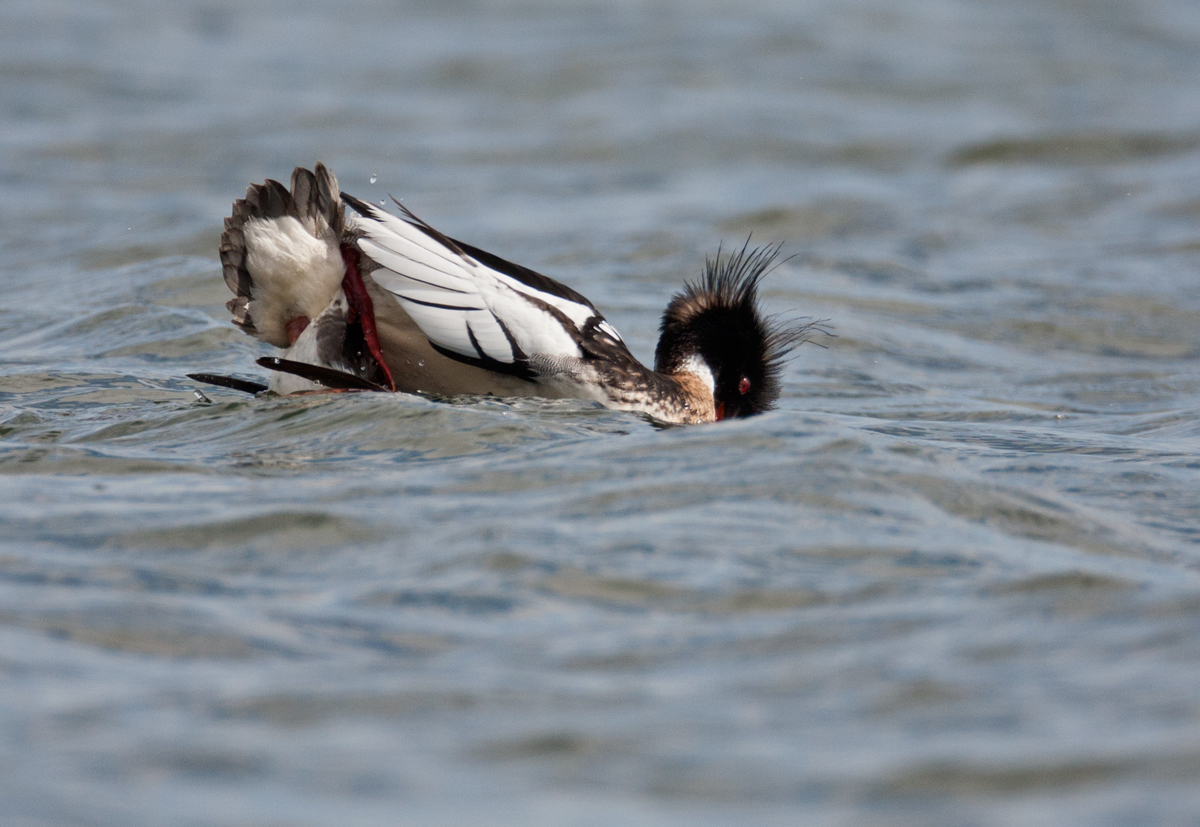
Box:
342;194;625;381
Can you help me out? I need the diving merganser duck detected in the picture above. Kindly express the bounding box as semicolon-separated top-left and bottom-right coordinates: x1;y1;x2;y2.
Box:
193;164;820;424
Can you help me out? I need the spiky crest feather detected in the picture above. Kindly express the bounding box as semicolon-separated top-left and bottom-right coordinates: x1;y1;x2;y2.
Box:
655;240;825;417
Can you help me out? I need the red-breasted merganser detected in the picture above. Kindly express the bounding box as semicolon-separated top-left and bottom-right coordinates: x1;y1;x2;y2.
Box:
191;164;822;424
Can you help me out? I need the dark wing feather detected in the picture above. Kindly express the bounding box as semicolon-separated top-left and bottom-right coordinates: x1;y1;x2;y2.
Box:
187;373;270;395
255;357;391;392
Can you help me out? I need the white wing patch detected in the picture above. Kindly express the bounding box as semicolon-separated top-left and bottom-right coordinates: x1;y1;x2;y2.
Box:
597;320;623;342
347;201;599;369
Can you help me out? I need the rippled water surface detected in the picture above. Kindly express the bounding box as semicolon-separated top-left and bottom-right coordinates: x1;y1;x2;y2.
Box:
5;1;1200;824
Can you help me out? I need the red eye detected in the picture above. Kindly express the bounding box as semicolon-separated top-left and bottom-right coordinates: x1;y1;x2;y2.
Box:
738;377;751;395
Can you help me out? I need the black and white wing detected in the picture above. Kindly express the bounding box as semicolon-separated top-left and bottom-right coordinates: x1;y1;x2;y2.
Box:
342;194;627;382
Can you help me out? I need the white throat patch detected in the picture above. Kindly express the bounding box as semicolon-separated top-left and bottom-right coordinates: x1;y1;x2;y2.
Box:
680;354;716;394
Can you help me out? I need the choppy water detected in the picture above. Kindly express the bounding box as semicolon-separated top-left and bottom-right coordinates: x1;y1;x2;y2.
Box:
4;1;1200;824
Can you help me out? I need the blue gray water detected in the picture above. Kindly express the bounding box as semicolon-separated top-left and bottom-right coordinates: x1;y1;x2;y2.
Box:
4;1;1200;824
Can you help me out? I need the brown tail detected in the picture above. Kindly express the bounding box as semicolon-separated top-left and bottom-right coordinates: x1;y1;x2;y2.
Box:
218;164;344;345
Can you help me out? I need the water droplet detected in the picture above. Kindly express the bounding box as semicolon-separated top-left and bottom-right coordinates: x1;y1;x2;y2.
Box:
417;360;425;368
369;174;377;184
379;200;385;206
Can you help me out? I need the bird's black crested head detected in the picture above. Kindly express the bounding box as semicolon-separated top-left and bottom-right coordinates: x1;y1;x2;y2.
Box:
654;242;819;419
